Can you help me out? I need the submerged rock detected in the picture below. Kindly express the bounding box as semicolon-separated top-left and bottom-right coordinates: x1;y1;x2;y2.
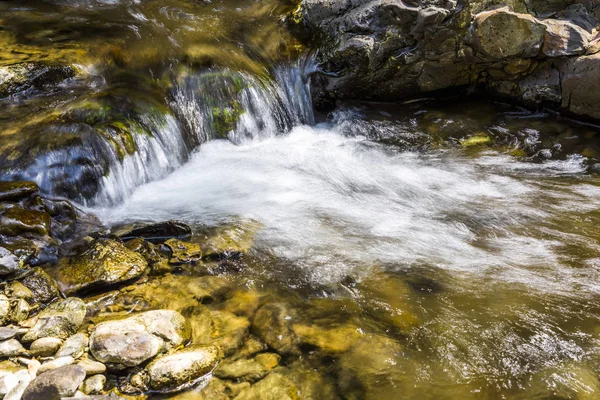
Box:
21;297;86;343
145;345;221;392
164;238;202;264
22;364;86;400
89;310;191;369
55;238;148;295
252;303;298;355
292;324;362;354
120;221;192;243
0;63;76;98
233;372;299;400
215;353;280;382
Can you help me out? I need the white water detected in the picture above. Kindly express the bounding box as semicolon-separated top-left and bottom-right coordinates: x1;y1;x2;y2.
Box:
94;120;600;295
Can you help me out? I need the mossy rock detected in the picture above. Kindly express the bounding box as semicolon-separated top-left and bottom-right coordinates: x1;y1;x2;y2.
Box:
55;238;148;295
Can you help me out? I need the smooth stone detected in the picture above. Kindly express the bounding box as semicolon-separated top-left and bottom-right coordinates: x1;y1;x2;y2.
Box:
30;337;63;357
80;374;105;395
0;247;20;276
292;324;362;353
56;238;148;295
0;327;19;341
77;358;106;376
56;332;88;359
21;297;86;343
22;364;86;400
38;356;75;374
0;339;26;358
120;221;192;244
146;345;221;391
89;310;190;369
4;370;31;400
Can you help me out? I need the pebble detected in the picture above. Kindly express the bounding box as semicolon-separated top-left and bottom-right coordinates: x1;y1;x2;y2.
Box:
0;339;26;358
30;337;63;357
38;356;74;374
0;327;19;341
77;358;107;375
81;374;106;394
56;332;88;359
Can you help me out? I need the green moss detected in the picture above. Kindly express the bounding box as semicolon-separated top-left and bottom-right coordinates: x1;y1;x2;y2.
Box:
211;102;243;138
461;134;492;148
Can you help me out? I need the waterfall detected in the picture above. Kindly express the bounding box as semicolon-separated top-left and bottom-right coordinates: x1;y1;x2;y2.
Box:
91;60;314;206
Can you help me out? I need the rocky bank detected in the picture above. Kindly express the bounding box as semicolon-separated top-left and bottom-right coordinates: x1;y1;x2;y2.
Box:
294;0;600;120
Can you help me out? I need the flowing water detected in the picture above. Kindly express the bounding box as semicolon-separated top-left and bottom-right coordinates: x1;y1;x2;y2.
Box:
2;0;600;399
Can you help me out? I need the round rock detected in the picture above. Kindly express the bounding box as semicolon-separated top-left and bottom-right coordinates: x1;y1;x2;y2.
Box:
22;365;86;400
30;337;63;357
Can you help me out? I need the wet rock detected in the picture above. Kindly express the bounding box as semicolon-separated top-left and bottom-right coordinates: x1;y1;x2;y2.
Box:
252;303;298;355
232;337;267;361
0;206;51;237
124;238;163;269
281;361;339;400
215;353;280;382
0;339;26;358
0;247;21;276
201;220;259;259
38;356;75;374
77;358;106;376
207;311;250;356
292;324;362;353
145;345;221;392
80;374;105;395
120;221;192;243
22;364;86;400
233;372;299;400
29;337;62;357
19;267;61;304
0;181;39;202
0;295;9;325
337;334;405;399
56;238;148;295
164;238;202;264
89;310;191;369
56;332;88;359
21;297;86;343
0;63;76;98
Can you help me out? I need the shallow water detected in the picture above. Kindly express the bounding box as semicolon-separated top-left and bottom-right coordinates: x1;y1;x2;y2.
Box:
2;0;600;398
91;101;600;399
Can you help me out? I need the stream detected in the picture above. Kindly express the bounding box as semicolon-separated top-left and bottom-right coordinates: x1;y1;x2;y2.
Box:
1;0;600;399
